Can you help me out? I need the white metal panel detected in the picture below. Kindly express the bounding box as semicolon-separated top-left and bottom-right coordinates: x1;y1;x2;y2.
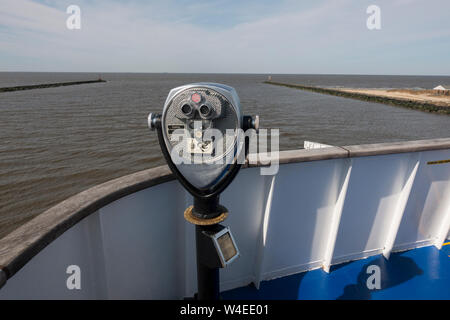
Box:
261;159;350;280
253;175;276;288
322;159;352;272
394;149;450;251
332;153;419;264
435;202;450;249
383;158;420;259
98;180;187;299
0;212;107;299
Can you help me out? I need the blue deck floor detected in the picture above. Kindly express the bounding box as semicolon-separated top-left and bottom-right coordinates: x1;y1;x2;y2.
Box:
222;244;450;300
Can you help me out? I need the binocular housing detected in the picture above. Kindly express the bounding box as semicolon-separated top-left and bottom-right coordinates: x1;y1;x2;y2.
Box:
149;83;258;201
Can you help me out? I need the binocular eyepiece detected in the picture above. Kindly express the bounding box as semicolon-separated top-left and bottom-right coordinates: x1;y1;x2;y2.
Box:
180;102;213;119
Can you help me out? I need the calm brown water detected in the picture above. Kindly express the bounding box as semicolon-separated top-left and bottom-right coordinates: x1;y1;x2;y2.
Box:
1;72;449;239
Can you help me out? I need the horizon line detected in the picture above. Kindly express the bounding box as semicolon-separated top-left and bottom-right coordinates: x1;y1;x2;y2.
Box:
0;71;449;77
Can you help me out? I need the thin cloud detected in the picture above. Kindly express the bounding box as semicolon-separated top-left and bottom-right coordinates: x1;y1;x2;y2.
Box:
0;0;449;74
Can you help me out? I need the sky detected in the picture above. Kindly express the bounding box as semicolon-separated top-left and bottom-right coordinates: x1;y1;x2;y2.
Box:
0;0;449;75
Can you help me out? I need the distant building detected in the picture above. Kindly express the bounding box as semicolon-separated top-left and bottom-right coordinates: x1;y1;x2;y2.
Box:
433;85;450;90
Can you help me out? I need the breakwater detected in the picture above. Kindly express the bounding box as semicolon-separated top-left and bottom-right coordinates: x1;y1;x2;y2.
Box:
0;79;106;93
264;81;450;115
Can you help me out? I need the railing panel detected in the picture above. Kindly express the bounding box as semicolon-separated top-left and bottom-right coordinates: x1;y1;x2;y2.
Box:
0;212;106;299
260;159;349;280
98;180;186;299
394;149;450;251
332;153;420;264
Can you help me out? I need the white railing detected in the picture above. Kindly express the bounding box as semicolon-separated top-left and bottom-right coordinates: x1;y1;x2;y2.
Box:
0;138;449;299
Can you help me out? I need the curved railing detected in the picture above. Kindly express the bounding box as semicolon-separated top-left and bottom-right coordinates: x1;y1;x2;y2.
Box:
0;166;174;288
0;137;449;289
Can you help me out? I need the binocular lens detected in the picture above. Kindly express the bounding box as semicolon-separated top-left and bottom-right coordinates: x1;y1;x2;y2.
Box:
181;104;193;116
199;104;211;117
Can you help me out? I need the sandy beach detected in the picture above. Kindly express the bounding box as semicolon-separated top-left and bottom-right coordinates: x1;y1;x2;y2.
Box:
338;88;450;107
265;81;450;114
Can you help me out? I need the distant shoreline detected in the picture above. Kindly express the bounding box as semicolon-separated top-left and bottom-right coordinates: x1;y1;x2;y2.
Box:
264;81;450;115
0;71;449;77
0;79;106;93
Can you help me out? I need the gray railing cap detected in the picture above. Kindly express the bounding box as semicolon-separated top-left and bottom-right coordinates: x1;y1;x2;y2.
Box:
343;138;450;157
247;137;450;166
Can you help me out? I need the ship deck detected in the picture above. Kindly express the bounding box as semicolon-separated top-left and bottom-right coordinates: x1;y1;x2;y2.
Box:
223;244;450;300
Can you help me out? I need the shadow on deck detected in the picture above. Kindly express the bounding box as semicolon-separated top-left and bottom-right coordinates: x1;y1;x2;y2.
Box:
222;246;450;300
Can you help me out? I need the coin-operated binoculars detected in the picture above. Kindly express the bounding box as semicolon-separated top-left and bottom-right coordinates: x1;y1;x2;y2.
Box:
148;83;259;300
